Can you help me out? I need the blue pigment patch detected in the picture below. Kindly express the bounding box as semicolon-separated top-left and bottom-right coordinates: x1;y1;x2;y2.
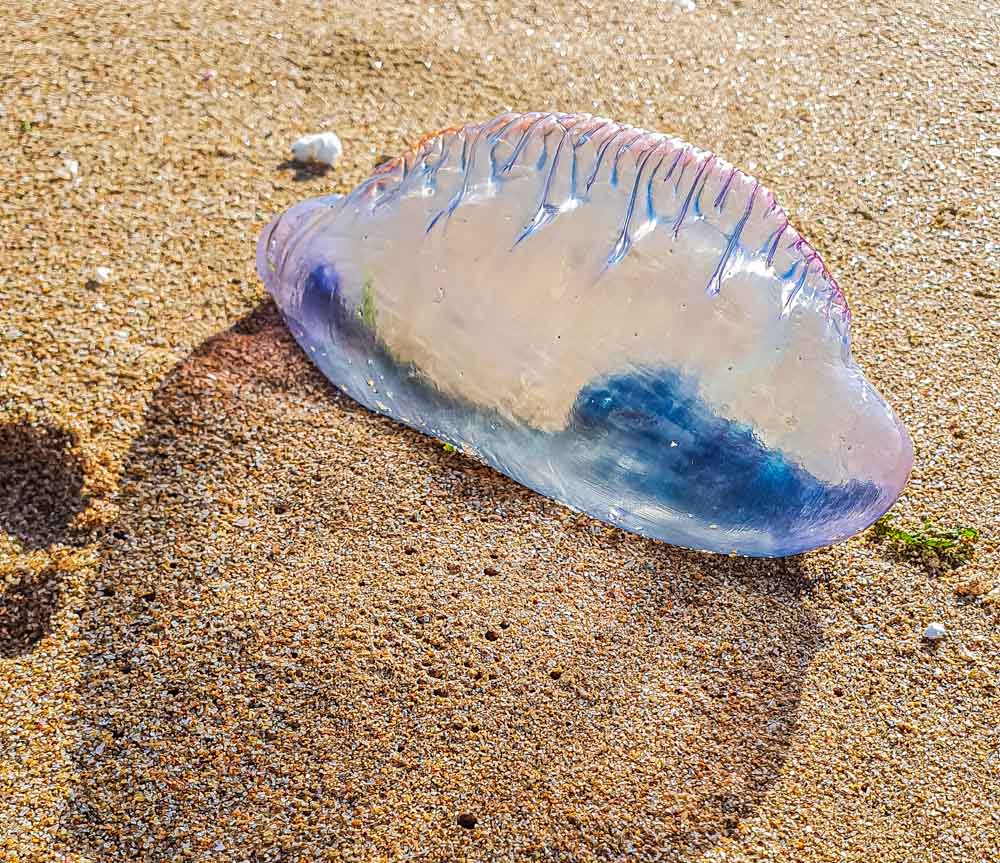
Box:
304;263;379;349
569;368;881;534
300;264;341;328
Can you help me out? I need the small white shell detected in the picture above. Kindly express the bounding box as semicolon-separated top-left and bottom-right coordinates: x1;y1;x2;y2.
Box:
94;266;112;284
922;622;947;641
56;158;79;180
290;132;342;167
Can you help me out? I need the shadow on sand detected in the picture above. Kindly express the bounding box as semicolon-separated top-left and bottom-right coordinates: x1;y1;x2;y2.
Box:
0;421;87;550
0;421;88;657
62;301;822;861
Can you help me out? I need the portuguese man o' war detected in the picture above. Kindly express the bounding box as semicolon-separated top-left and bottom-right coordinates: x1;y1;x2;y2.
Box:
256;111;913;557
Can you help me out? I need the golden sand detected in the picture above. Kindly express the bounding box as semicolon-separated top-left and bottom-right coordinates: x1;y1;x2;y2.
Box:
1;1;997;860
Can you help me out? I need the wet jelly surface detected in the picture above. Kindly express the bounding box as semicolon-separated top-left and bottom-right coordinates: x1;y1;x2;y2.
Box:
257;112;912;556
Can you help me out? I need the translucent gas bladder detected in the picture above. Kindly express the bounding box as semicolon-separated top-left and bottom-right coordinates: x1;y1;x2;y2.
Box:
257;112;912;556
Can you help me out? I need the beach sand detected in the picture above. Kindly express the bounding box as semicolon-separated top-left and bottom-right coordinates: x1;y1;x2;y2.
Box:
1;1;998;860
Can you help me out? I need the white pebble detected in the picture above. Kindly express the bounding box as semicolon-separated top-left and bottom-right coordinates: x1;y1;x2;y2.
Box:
94;266;112;284
987;146;1000;158
56;158;79;180
290;132;343;167
923;621;947;641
